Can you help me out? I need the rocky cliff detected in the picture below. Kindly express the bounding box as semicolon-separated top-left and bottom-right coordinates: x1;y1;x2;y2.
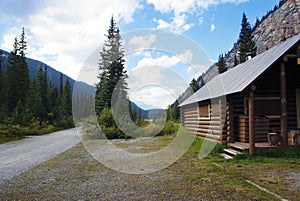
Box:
201;0;300;84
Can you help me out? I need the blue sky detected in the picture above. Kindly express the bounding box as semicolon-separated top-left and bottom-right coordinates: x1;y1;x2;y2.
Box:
0;0;279;109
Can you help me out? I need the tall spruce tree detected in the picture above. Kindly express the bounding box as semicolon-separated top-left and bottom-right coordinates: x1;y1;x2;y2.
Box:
5;28;30;114
62;78;72;116
217;54;227;74
47;80;59;123
6;37;19;113
238;13;257;63
16;28;29;104
190;78;199;92
59;72;63;97
28;66;48;123
95;16;128;115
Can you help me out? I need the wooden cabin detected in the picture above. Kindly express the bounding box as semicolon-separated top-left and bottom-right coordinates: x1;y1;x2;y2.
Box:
179;34;300;152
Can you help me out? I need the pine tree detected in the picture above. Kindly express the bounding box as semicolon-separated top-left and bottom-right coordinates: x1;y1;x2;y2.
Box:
95;16;128;115
238;13;257;63
47;80;59;123
190;78;199;92
16;28;30;104
59;72;63;97
28;66;48;123
129;102;137;123
6;37;19;113
217;54;227;74
173;100;180;120
5;28;30;115
234;54;239;67
62;78;72;116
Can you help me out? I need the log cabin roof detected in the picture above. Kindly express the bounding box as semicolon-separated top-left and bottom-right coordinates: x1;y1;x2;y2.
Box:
179;33;300;107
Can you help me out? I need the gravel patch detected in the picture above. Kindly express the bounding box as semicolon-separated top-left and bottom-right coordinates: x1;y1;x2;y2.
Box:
0;136;278;201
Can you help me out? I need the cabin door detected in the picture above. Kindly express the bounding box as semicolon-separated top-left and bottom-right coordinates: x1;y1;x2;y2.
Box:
296;89;300;128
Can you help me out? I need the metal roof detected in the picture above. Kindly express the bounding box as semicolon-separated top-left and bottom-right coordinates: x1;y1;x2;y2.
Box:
180;33;300;107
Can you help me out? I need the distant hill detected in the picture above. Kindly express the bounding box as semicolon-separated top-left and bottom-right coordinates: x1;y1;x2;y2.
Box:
0;49;94;97
130;102;165;119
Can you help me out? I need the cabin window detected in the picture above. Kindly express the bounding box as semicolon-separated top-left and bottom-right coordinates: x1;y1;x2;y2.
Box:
244;97;281;118
199;104;210;118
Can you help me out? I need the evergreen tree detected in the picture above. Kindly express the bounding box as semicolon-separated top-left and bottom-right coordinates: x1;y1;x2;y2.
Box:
47;80;59;123
59;72;63;97
173;100;180;121
95;16;128;115
16;28;30;104
129;102;137;123
234;54;239;67
137;108;142;123
5;28;30;115
6;37;19;113
217;54;227;74
62;78;72;116
28;66;48;123
238;13;257;63
190;78;199;92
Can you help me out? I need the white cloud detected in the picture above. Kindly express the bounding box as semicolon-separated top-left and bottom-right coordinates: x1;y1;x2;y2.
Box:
147;0;249;15
178;49;193;63
210;24;216;32
130;86;175;109
198;17;204;25
128;65;188;109
126;34;156;52
0;0;141;79
135;55;181;70
150;0;248;34
154;14;194;34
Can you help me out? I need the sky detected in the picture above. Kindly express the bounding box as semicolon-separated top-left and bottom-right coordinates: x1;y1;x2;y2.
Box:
0;0;279;109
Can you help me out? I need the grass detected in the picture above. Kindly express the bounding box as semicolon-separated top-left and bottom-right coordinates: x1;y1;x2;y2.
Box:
0;134;299;200
0;135;25;144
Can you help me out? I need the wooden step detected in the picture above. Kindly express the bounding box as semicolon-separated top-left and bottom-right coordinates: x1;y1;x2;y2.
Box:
224;148;243;156
229;143;249;152
220;153;233;160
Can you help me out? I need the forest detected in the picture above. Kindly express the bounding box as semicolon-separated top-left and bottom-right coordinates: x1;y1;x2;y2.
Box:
0;28;74;142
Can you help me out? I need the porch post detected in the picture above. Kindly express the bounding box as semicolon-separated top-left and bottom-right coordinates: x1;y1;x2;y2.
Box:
280;62;288;145
249;85;256;156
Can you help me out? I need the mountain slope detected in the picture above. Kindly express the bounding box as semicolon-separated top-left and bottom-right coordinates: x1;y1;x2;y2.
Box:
0;49;94;96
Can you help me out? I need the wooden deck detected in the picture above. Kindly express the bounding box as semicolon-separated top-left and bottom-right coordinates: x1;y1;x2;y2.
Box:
229;142;276;151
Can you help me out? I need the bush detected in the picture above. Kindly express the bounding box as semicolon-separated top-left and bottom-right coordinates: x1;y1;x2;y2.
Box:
158;121;180;136
97;108;129;139
54;116;75;129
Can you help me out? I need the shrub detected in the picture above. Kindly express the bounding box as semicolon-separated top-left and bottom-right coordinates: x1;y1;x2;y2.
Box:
97;108;130;139
158;121;180;136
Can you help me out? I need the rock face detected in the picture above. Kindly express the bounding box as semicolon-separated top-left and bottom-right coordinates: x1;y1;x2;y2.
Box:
254;0;300;55
203;0;300;82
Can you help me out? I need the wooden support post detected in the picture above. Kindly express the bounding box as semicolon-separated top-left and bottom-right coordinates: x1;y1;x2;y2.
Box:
227;97;234;143
280;62;288;145
249;85;256;156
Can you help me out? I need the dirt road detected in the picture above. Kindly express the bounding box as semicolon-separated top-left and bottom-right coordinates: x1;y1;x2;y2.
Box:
0;128;80;184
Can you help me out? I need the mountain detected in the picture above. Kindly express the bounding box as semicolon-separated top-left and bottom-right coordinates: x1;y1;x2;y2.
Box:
179;0;300;103
0;50;161;118
0;49;94;97
130;102;165;119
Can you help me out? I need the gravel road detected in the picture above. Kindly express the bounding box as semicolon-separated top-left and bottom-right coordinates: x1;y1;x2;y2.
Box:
0;128;80;184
